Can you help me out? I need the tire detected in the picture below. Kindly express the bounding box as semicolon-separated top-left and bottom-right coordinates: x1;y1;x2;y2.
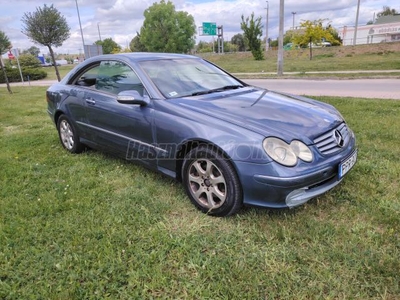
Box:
182;145;242;217
57;115;84;154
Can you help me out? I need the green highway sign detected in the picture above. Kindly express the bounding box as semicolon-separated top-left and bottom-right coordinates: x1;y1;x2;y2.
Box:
202;22;217;36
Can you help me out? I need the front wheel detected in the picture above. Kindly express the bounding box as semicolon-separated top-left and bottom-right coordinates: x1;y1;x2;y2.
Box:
182;145;242;217
57;115;84;153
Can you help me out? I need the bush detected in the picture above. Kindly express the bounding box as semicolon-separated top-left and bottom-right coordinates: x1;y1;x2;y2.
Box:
18;54;42;68
0;67;47;83
251;49;264;60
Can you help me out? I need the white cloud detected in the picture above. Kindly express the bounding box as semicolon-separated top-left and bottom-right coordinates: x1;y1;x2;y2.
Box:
0;0;398;56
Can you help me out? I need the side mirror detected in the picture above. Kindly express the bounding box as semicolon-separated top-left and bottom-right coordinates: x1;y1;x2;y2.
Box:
117;90;150;106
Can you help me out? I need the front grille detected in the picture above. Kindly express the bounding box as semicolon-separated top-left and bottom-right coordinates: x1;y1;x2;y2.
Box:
314;123;350;155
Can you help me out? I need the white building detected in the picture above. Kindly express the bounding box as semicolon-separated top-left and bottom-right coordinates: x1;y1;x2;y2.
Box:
339;15;400;46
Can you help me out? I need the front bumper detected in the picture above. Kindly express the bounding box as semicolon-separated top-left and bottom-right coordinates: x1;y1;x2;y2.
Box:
254;168;341;207
235;147;357;209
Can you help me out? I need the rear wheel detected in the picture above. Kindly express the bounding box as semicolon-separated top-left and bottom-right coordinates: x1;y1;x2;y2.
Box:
57;115;84;153
182;145;242;217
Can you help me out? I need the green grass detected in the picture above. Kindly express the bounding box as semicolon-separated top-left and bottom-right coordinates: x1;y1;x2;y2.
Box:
235;72;400;80
41;47;400;83
1;87;399;299
201;50;400;73
44;65;74;80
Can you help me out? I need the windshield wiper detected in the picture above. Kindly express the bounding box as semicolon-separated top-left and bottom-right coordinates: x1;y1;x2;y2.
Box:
191;85;243;96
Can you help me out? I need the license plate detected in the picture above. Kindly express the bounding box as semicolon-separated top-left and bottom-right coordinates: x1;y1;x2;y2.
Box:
339;150;357;179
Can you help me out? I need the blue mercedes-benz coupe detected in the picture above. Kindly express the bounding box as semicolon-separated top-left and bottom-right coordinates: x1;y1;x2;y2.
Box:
46;53;357;216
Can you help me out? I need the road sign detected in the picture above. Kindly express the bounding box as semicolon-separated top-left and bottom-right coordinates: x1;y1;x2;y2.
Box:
8;51;15;60
11;49;19;57
202;22;216;36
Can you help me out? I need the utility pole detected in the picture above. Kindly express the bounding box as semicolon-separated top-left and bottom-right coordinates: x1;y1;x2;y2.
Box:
353;0;360;45
265;1;269;52
217;25;224;54
292;12;296;29
75;0;85;58
97;22;102;41
277;0;284;76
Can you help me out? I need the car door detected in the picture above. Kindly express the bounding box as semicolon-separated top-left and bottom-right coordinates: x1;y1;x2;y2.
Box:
83;60;156;166
62;64;101;142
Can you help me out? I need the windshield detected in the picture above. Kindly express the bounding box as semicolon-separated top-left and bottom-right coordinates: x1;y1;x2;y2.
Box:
139;58;245;99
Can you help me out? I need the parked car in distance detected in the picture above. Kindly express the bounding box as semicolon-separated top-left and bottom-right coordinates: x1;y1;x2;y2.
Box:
46;53;357;217
284;43;302;50
53;59;68;66
321;42;332;47
41;62;52;67
283;43;293;50
309;42;332;48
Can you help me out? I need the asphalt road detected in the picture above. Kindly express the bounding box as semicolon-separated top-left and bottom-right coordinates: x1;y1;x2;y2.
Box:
244;78;400;100
2;78;399;100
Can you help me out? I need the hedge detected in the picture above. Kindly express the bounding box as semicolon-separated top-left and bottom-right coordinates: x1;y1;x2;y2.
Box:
0;67;47;83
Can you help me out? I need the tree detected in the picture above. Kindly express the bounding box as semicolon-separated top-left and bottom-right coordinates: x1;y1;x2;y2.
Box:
325;25;342;46
196;41;213;53
120;47;132;53
129;34;147;52
95;38;121;54
241;13;264;60
0;30;12;94
21;4;70;82
269;39;278;47
23;46;40;57
292;19;339;60
282;33;293;46
140;0;196;53
377;6;399;18
231;33;246;52
212;40;237;53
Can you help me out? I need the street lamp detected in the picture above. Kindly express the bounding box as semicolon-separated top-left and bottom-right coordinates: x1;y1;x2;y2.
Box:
292;11;296;30
75;0;85;58
353;0;360;45
265;1;269;51
277;0;284;76
97;22;102;41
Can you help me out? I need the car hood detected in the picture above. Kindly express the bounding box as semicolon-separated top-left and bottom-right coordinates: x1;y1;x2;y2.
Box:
171;87;344;143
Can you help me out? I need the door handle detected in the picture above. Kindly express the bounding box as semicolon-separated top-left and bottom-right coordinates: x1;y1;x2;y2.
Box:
85;98;96;105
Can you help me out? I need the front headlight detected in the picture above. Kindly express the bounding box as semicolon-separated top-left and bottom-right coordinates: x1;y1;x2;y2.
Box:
290;140;313;162
263;138;297;166
263;138;313;166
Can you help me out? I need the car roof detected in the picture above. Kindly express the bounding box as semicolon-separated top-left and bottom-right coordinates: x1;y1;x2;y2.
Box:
86;52;199;63
60;52;203;87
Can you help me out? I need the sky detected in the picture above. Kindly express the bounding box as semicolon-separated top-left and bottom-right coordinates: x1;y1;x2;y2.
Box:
0;0;399;56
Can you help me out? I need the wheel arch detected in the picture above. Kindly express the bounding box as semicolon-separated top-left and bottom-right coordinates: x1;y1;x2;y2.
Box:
54;110;65;126
175;139;237;182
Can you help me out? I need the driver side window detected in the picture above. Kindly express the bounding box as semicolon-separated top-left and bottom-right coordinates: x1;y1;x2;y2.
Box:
95;61;145;96
75;65;100;88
